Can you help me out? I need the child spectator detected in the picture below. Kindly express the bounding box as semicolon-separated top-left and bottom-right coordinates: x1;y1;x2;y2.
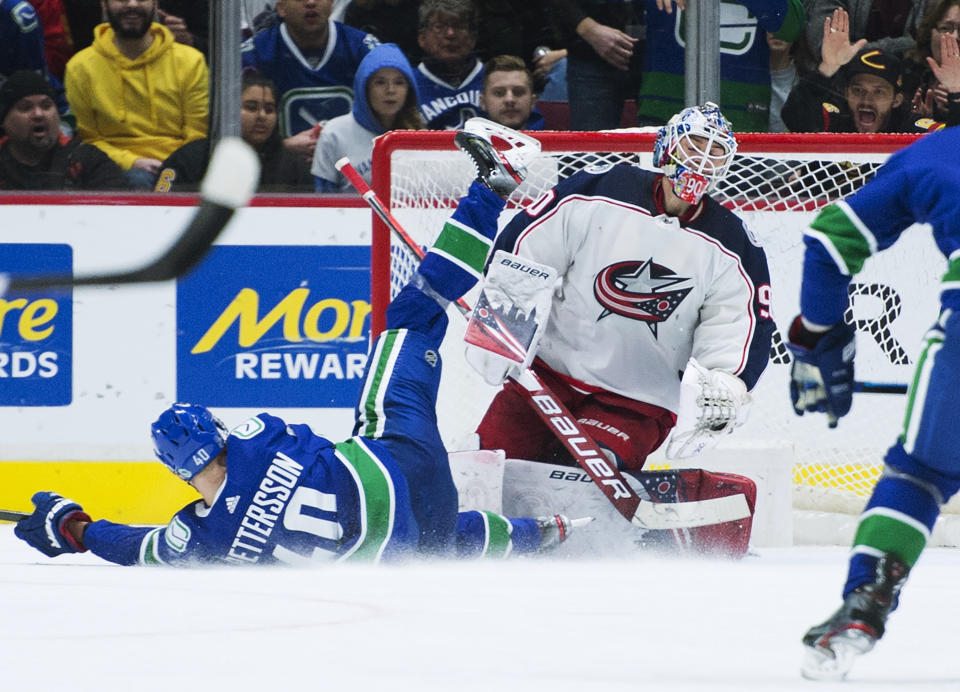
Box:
155;70;312;193
311;42;422;192
0;69;125;190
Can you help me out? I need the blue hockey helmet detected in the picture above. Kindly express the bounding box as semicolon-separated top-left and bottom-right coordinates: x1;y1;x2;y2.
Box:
151;403;228;481
652;102;737;204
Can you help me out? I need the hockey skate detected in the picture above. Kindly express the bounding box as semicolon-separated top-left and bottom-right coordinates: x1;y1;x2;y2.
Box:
455;117;541;199
801;554;910;681
535;514;593;553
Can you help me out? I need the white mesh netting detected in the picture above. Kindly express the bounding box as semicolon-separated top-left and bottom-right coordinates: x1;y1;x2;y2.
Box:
369;131;959;527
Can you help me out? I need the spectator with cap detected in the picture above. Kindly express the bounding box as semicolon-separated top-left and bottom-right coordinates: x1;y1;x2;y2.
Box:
478;55;544;129
0;69;125;190
782;14;943;133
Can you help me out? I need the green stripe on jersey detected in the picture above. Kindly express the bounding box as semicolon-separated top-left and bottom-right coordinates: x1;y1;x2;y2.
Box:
358;329;404;438
944;256;960;285
480;511;514;559
809;204;873;275
433;220;492;275
335;438;396;562
853;511;928;566
139;528;166;565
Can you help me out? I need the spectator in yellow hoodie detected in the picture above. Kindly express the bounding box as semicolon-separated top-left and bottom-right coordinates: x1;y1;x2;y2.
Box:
64;0;208;189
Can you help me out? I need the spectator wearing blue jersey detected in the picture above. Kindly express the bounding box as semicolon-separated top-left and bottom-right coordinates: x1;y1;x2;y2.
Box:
242;0;380;163
312;42;422;192
1;0;50;91
414;0;484;129
14;154;584;565
478;54;544;130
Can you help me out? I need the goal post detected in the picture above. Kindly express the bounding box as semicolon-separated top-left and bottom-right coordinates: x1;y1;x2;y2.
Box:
369;130;957;545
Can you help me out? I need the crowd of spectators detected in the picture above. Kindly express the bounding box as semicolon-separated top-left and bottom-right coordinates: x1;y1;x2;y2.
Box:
1;0;959;194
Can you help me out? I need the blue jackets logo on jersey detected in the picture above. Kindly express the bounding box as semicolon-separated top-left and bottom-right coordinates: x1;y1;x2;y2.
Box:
0;243;72;406
593;259;692;336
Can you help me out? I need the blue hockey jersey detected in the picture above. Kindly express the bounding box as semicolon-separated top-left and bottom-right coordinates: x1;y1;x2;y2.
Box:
241;20;379;137
83;413;420;566
415;59;484;130
0;0;46;81
800;127;960;326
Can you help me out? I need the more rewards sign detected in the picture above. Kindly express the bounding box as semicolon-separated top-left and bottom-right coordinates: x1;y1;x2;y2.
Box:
177;246;371;407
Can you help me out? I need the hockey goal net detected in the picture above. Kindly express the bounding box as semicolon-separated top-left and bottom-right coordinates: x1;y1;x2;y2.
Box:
369;130;959;546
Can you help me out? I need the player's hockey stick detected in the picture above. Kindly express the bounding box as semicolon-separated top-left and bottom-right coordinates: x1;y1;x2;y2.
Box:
336;157;750;530
0;510;28;522
0;138;260;295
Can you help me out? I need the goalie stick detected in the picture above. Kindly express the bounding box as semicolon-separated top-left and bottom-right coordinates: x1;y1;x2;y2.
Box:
0;137;260;295
336;157;750;530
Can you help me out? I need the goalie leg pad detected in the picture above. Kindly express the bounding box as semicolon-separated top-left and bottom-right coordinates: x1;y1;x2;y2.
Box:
628;469;757;558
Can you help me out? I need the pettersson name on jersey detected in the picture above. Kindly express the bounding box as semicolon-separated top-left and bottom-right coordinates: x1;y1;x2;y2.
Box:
226;451;305;564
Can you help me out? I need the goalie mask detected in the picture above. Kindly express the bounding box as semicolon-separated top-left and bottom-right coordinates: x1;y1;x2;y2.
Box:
151;403;228;481
652;102;737;205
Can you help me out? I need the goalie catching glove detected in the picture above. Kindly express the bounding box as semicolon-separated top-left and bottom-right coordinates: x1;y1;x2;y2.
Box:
15;491;91;557
464;250;560;385
665;358;752;459
786;315;855;428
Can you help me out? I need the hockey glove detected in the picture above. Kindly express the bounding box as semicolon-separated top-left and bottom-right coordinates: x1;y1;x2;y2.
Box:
786;315;855;428
665;358;752;459
14;491;91;557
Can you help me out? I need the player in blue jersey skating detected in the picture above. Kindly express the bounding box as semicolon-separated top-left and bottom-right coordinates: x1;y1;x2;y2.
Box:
787;127;960;680
13;132;582;567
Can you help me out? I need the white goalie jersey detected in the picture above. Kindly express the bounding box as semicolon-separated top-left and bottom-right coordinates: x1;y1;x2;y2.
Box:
490;163;775;414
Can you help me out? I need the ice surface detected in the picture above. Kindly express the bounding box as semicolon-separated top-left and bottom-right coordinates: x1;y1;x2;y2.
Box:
0;525;957;692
